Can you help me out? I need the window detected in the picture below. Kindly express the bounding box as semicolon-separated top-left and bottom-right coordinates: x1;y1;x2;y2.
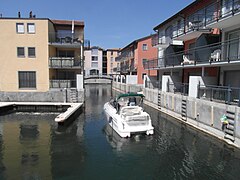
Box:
91;48;98;55
111;57;114;62
16;23;24;33
18;71;36;89
28;47;36;57
92;56;98;61
17;47;25;57
142;44;148;51
58;50;74;57
27;23;35;33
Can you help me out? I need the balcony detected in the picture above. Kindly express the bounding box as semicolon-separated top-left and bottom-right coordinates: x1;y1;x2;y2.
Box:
207;0;240;29
120;64;130;74
144;36;240;70
50;79;76;88
113;67;121;72
49;32;83;48
49;57;81;69
152;34;173;48
143;58;159;70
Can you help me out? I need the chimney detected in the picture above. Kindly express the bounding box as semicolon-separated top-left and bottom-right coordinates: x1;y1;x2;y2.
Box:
18;11;21;18
29;11;32;18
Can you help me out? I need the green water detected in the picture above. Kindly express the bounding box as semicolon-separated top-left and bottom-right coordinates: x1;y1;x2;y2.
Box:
0;84;240;180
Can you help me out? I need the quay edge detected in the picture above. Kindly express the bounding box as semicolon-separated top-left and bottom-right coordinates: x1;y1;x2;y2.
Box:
112;83;240;149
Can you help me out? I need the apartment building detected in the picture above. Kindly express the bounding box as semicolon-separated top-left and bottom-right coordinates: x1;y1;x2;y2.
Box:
107;48;120;75
116;35;157;84
144;0;240;99
0;16;84;92
84;46;103;76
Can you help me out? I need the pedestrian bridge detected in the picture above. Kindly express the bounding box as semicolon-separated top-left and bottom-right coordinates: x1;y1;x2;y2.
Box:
84;75;112;84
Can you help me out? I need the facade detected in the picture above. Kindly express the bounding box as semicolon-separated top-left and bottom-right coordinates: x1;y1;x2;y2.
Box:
84;47;120;76
107;48;120;75
0;17;84;92
84;46;103;76
116;35;157;84
144;0;240;99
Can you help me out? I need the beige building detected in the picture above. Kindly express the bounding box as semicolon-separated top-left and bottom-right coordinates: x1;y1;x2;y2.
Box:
0;17;84;92
106;48;120;75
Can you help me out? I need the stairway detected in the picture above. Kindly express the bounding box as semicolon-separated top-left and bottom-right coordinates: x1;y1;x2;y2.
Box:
158;91;161;110
224;110;235;142
181;98;187;121
69;88;78;103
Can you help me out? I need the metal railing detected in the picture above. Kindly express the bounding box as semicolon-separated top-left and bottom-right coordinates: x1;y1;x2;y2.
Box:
84;75;113;80
145;80;162;90
144;37;240;70
198;84;240;106
49;32;83;44
113;67;121;72
154;0;240;40
49;57;81;68
168;82;189;96
50;80;76;88
152;33;173;47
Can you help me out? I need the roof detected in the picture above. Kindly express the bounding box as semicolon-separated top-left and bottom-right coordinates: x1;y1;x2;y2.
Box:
106;48;121;51
0;17;85;27
117;93;145;100
51;19;84;26
121;34;154;52
153;0;202;31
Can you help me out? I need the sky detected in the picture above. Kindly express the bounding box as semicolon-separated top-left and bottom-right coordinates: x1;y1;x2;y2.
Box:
0;0;194;49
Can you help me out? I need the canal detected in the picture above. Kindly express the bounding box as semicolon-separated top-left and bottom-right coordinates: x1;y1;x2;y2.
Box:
0;84;240;179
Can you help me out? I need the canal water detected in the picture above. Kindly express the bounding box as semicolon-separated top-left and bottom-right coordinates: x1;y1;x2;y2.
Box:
1;84;240;180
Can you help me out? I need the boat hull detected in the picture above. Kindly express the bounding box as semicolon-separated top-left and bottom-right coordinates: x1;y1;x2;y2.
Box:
103;102;154;138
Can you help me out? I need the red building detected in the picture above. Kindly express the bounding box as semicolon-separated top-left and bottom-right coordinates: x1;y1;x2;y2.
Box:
116;35;157;84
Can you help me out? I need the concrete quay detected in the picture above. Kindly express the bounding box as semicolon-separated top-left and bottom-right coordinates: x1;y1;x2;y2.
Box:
0;102;83;124
113;82;240;149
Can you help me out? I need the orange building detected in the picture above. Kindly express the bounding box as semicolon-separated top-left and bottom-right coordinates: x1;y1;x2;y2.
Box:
116;35;157;84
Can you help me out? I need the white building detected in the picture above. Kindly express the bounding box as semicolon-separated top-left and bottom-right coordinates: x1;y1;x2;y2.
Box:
84;46;103;76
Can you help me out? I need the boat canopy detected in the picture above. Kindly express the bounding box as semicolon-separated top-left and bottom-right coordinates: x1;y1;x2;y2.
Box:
116;93;144;100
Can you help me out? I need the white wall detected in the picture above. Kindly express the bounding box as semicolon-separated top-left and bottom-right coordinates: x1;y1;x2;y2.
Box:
76;74;84;90
162;75;181;92
84;48;103;76
126;75;138;84
189;76;217;98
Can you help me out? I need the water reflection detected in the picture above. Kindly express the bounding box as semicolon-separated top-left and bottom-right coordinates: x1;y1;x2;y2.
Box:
0;85;240;179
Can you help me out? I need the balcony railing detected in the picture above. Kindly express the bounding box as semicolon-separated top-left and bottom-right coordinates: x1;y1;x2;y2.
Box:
120;64;130;73
50;79;76;88
220;0;240;18
198;84;240;106
49;57;81;68
145;80;162;90
168;82;189;96
113;67;121;72
49;32;83;44
144;37;240;70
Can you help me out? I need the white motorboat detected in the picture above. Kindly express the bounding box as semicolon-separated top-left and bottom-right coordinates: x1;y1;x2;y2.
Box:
103;93;154;138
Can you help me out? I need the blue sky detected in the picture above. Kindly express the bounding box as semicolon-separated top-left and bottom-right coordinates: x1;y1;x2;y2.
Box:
0;0;193;49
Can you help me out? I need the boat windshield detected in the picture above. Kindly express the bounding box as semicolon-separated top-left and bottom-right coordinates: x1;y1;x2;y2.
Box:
117;96;143;107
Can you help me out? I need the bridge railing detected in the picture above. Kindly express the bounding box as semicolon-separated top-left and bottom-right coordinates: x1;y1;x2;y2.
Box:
84;75;113;80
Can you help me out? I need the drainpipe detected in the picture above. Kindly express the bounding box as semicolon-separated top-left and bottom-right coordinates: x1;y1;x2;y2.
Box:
201;67;205;77
64;88;67;103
